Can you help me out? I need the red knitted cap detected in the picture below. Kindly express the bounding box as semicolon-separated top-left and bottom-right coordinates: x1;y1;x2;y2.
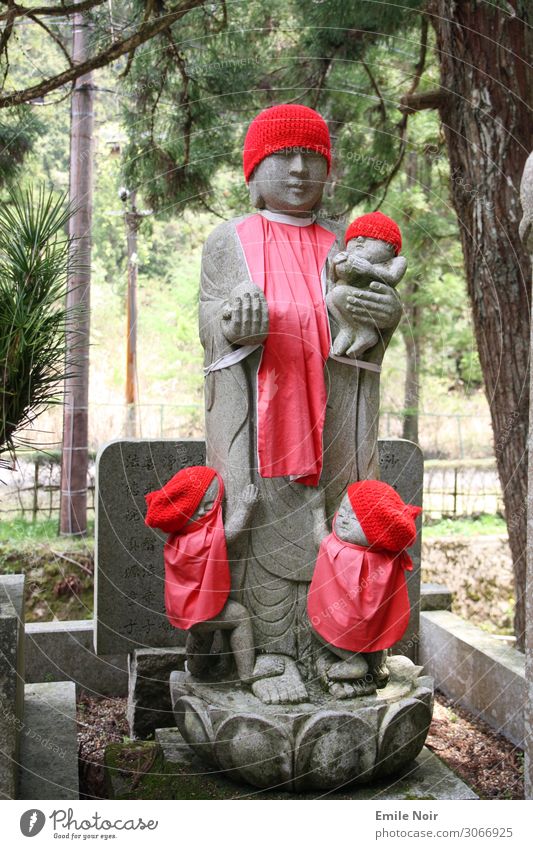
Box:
243;104;331;183
345;212;402;255
347;479;421;552
144;466;217;533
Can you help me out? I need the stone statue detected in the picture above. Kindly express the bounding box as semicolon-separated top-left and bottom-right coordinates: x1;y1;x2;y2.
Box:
169;104;433;790
328;212;407;358
309;479;421;699
198;104;401;704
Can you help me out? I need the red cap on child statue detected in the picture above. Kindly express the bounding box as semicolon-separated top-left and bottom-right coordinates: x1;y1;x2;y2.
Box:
145;466;217;533
345;211;402;256
347;479;421;552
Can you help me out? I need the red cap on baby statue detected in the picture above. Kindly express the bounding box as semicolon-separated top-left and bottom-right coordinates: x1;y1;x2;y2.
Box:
345;211;402;256
243;104;331;183
144;466;217;533
347;479;421;552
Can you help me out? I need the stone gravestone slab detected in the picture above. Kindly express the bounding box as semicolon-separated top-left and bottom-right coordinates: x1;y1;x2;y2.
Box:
0;574;25;799
95;438;422;659
95;439;205;656
378;438;424;661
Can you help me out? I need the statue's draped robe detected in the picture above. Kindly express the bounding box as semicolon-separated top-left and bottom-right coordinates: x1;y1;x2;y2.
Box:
199;211;391;668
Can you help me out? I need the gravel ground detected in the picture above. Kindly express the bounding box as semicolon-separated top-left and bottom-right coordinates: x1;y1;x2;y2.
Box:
77;690;524;800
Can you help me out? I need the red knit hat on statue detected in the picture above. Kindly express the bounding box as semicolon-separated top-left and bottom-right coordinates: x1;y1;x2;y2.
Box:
144;466;217;533
345;212;402;256
347;479;421;552
243;104;331;183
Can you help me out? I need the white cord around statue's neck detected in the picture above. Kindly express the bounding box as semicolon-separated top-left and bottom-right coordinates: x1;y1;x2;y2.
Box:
259;209;316;226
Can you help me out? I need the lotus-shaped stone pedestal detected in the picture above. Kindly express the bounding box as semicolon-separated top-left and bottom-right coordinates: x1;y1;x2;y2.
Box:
170;655;433;792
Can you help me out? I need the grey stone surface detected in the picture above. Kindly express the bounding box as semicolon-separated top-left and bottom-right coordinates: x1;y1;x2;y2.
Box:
520;149;533;799
128;647;186;739
25;619;128;697
18;681;79;800
0;574;25;799
95;438;205;655
170;655;433;791
379;439;423;661
155;728;476;799
421;583;453;612
420;610;524;746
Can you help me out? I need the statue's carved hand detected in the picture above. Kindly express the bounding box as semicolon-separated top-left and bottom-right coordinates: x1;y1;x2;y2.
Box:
346;281;401;330
222;288;269;346
347;255;373;278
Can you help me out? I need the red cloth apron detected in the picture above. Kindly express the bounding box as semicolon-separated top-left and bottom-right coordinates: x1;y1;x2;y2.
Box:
163;474;231;629
307;517;413;652
236;213;336;486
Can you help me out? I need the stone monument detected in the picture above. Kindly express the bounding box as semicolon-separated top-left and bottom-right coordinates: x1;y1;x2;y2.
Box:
165;103;433;791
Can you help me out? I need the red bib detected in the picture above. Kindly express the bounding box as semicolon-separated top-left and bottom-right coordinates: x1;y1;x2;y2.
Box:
236;213;335;485
307;519;412;652
164;474;231;629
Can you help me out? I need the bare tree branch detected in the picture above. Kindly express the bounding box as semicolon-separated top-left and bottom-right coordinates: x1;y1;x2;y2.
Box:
399;87;446;114
0;0;105;23
119;0;155;79
361;58;387;121
0;0;16;58
27;12;74;68
0;0;205;108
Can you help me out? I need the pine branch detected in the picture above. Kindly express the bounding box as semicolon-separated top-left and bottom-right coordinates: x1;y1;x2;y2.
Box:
0;0;105;22
0;0;205;108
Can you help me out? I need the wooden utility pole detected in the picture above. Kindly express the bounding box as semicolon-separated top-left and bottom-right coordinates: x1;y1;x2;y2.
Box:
59;5;94;536
124;190;142;437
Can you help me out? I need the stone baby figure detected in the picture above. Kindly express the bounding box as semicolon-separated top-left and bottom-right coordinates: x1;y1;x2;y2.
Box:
145;466;284;685
327;211;406;359
308;479;421;700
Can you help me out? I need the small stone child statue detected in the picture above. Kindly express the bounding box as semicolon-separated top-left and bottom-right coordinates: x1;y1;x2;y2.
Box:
308;479;421;699
327;211;407;359
145;466;284;685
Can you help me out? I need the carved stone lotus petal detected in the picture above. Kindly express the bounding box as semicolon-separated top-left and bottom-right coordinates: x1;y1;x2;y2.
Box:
375;697;432;779
293;710;375;791
172;694;216;766
214;714;293;790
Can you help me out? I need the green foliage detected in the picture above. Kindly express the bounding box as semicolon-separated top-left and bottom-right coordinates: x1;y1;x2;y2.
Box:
423;514;507;538
0;189;78;462
0;108;46;188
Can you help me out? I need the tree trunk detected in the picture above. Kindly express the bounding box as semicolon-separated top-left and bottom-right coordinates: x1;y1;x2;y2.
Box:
59;6;94;536
428;0;533;647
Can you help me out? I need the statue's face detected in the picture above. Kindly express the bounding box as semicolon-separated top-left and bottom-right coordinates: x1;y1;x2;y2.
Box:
250;148;328;214
335;493;369;546
347;236;395;264
190;477;219;522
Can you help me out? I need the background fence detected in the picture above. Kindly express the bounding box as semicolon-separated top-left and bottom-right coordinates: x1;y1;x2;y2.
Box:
0;448;503;523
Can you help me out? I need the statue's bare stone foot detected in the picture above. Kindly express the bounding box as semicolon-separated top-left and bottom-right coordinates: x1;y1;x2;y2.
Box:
241;655;285;685
251;655;308;704
327;654;369;681
328;681;355;699
351;677;377;697
372;661;390;689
